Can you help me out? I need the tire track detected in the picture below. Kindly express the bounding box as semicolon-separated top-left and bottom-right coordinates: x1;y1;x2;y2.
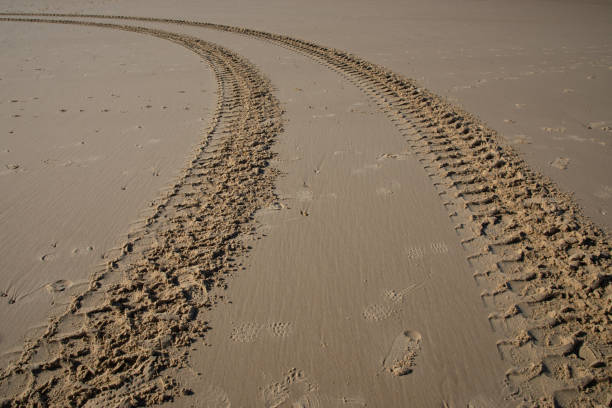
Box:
0;18;282;407
2;13;611;407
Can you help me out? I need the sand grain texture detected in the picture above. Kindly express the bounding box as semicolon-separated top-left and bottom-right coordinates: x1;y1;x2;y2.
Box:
0;18;282;407
0;8;610;408
0;21;215;358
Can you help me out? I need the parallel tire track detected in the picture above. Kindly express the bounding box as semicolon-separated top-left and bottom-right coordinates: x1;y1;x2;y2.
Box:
0;18;282;407
1;13;611;407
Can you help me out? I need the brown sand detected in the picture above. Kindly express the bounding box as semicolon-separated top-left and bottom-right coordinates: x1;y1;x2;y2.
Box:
2;0;611;231
0;4;611;408
0;18;284;406
0;21;215;361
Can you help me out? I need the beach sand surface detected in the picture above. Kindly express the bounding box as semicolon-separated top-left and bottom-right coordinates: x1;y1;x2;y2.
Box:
0;21;215;359
0;1;610;407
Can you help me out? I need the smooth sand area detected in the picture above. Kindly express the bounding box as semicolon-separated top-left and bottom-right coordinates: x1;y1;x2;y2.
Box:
0;1;610;407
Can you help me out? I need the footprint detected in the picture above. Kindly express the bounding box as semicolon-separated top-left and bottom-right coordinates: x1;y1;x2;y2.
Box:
594;185;612;200
296;188;314;202
430;242;448;254
376;186;394;196
404;246;424;260
377;152;410;161
550;157;570;170
541;126;566;133
384;286;417;303
382;330;423;376
200;384;231;408
45;279;72;293
363;303;395;321
229;322;262;343
311;113;336;119
261;368;319;408
71;246;95;256
509;134;532;145
266;202;287;211
266;322;294;338
376;181;400;196
587;120;612;131
230;321;294;342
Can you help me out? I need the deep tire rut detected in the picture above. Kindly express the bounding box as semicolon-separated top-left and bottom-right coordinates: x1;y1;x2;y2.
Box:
0;18;282;407
1;13;611;408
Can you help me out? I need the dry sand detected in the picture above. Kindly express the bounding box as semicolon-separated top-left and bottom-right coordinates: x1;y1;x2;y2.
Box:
2;0;611;231
0;21;216;358
0;1;610;408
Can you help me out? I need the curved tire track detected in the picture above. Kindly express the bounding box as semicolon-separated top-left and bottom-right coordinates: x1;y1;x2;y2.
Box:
1;13;611;407
0;18;282;407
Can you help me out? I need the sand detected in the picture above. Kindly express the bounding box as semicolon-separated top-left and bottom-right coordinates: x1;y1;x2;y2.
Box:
0;2;610;408
0;21;215;359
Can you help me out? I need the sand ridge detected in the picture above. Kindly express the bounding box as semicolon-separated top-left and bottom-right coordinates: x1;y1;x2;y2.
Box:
0;12;610;408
